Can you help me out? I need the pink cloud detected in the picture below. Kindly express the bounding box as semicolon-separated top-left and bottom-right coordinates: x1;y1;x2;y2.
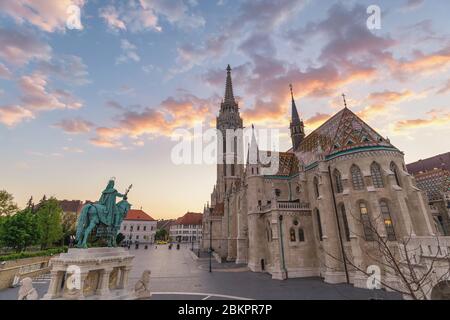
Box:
54;118;94;134
0;105;34;127
0;0;85;33
0;27;51;66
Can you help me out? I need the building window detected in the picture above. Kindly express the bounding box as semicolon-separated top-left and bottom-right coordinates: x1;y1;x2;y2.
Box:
334;169;343;193
136;235;139;240
130;226;134;232
390;162;402;187
137;226;140;231
313;177;320;198
316;209;323;241
371;162;384;188
123;225;127;231
351;165;365;190
340;204;350;242
298;228;305;242
290;228;296;242
380;200;396;241
143;226;147;231
275;189;281;197
359;202;373;241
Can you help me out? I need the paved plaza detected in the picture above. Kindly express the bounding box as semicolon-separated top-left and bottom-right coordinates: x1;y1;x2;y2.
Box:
1;244;402;300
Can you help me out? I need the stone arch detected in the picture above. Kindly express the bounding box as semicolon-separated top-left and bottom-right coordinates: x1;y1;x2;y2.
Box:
390;161;402;187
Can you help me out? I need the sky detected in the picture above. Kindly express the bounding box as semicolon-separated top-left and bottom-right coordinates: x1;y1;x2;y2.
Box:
0;0;449;219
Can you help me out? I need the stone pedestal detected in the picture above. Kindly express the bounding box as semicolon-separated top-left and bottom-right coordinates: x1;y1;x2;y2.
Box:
42;247;135;300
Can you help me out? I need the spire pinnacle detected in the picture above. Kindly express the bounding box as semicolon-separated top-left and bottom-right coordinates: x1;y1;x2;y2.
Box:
290;84;300;122
224;64;235;104
342;93;348;108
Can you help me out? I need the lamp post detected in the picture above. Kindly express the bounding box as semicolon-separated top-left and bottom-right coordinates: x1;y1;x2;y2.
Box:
209;220;212;273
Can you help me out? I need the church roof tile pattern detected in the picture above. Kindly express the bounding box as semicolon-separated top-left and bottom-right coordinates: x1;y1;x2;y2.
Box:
298;107;397;166
125;209;156;221
407;152;450;174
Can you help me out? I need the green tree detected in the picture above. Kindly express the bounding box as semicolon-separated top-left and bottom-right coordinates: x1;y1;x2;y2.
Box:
0;190;18;217
0;208;40;252
61;211;77;246
155;229;168;241
36;197;63;250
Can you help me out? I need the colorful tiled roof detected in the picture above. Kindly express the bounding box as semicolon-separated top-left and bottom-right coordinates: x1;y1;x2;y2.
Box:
412;169;450;201
259;151;299;177
407;152;450;174
175;212;203;225
125;209;156;221
298;107;396;166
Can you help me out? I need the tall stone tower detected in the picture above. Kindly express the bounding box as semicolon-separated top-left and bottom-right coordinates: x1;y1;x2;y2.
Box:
216;65;244;202
289;84;305;151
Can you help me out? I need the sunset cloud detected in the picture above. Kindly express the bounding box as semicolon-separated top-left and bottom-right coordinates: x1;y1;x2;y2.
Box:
90;92;216;147
54;118;94;134
357;90;416;120
394;109;450;132
0;63;12;79
0;27;51;66
99;0;205;33
0;105;33;127
0;0;85;32
0;73;83;127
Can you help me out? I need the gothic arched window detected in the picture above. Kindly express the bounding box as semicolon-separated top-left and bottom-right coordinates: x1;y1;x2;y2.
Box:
390;162;402;187
371;162;384;188
290;228;296;242
298;228;305;242
334;169;344;193
359;202;373;241
340;204;351;242
380;200;396;241
313;177;320;198
316;209;323;241
351;165;365;190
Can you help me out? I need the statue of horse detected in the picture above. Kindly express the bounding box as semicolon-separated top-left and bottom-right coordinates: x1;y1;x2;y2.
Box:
75;200;131;248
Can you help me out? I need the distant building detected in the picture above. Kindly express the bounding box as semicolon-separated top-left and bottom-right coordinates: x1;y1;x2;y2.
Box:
407;152;450;235
58;200;83;215
121;209;157;244
170;212;203;243
157;219;175;233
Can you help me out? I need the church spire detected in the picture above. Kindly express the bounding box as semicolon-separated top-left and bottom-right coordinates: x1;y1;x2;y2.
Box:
342;93;348;109
224;64;235;104
289;84;305;151
290;84;300;122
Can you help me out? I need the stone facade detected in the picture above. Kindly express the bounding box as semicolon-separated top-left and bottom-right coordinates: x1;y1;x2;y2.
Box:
407;153;450;236
202;66;450;295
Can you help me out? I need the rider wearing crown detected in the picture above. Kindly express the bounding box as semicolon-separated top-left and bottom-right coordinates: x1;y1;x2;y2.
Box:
98;177;126;221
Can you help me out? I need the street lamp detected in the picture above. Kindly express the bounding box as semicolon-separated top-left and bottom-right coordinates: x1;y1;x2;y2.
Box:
209;220;212;273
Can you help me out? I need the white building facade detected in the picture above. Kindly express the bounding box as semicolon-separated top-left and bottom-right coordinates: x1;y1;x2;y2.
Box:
121;209;157;244
170;212;203;243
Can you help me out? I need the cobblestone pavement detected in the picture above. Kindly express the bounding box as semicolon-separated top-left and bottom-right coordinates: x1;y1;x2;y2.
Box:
0;244;402;300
